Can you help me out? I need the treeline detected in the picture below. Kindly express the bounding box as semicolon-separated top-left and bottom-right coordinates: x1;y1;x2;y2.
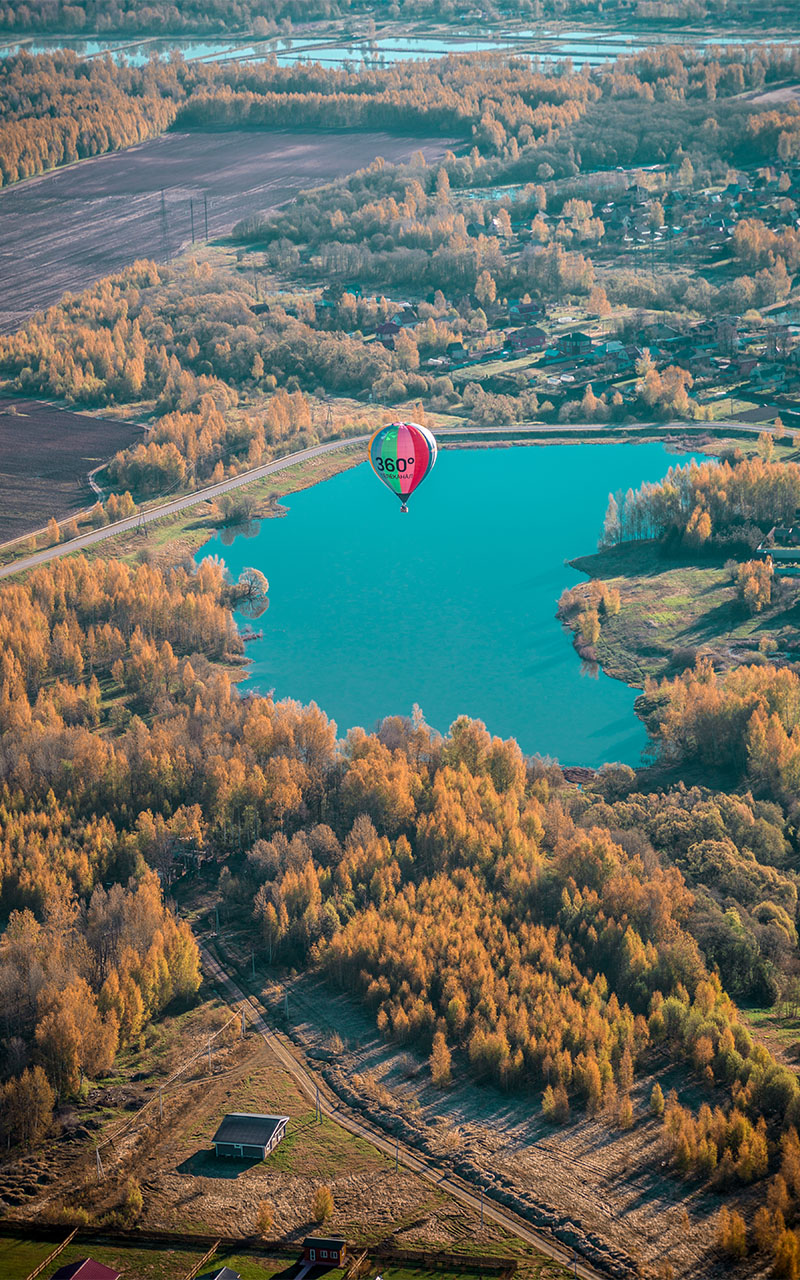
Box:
0;0;794;35
0;873;200;1142
576;767;796;1005
0;52;180;187
640;659;800;805
4;40;800;191
602;454;800;553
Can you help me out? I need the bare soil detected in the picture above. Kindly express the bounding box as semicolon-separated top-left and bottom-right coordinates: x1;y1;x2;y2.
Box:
0;129;448;331
0;994;532;1270
250;970;774;1280
0;397;141;540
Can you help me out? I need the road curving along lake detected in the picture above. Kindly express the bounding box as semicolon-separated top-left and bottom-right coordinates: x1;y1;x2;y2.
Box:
200;442;696;767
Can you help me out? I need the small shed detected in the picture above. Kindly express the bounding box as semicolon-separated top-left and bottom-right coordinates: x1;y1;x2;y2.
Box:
51;1262;121;1280
199;1269;241;1280
303;1237;347;1266
212;1112;289;1159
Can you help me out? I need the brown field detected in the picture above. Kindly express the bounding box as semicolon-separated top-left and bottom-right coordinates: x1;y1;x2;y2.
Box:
0;129;448;331
0;397;141;541
0;993;553;1277
233;965;760;1280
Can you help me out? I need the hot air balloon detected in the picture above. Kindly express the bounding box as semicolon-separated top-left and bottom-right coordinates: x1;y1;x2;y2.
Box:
368;422;437;513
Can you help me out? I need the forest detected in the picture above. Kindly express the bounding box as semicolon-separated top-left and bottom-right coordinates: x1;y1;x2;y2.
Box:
0;0;795;35
602;454;800;554
1;547;800;1267
3;41;800;190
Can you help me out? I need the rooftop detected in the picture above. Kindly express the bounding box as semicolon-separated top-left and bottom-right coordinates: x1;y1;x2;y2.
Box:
212;1113;289;1147
51;1262;121;1280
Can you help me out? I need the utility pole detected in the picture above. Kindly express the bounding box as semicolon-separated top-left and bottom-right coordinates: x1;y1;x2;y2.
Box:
190;198;195;243
96;1146;104;1181
241;1007;246;1038
395;1138;399;1173
208;1039;212;1072
160;189;170;264
315;1084;321;1122
159;1089;163;1122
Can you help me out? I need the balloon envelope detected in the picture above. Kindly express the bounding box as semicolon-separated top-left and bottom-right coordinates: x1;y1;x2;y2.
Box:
368;422;437;510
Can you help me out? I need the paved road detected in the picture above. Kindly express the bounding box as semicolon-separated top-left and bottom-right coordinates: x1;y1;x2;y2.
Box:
199;941;610;1280
0;417;783;582
0;435;368;581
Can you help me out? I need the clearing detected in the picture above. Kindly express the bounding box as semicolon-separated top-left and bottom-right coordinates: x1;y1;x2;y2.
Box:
198;949;758;1280
566;540;800;686
0;129;448;331
0;990;557;1278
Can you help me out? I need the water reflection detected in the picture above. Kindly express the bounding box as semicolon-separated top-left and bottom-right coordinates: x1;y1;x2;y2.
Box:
220;518;259;546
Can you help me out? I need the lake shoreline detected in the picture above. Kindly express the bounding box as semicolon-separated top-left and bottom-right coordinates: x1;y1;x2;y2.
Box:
201;441;700;767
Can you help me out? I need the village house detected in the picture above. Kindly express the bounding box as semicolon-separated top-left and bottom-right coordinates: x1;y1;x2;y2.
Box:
559;330;593;359
212;1113;289;1160
508;298;545;322
394;304;419;327
504;325;547;354
303;1237;348;1267
376;320;401;340
51;1263;121;1280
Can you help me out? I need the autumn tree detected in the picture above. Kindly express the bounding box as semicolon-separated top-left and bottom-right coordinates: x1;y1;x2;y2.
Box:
313;1185;334;1222
430;1030;452;1086
257;1199;274;1236
0;1067;54;1147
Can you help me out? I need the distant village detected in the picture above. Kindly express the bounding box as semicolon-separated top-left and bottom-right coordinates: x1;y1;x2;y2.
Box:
317;165;800;427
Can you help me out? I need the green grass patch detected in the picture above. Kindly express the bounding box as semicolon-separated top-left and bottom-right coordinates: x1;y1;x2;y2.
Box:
567;540;799;685
0;1238;207;1280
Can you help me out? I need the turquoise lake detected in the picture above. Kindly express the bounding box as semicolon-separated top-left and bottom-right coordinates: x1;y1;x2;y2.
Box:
200;443;692;767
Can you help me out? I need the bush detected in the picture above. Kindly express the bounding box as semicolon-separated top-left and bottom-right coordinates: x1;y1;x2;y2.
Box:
257;1199;274;1236
313;1185;334;1222
123;1178;143;1223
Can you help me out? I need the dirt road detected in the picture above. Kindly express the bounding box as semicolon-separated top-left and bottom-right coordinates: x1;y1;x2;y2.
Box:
0;129;447;331
199;941;608;1280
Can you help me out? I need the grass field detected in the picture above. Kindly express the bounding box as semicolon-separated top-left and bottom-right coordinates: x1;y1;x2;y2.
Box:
0;1236;567;1280
0;983;527;1259
568;539;800;684
0;1236;293;1280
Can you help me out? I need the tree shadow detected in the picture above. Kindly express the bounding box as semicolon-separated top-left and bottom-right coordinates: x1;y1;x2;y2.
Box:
673;598;741;640
176;1148;261;1179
